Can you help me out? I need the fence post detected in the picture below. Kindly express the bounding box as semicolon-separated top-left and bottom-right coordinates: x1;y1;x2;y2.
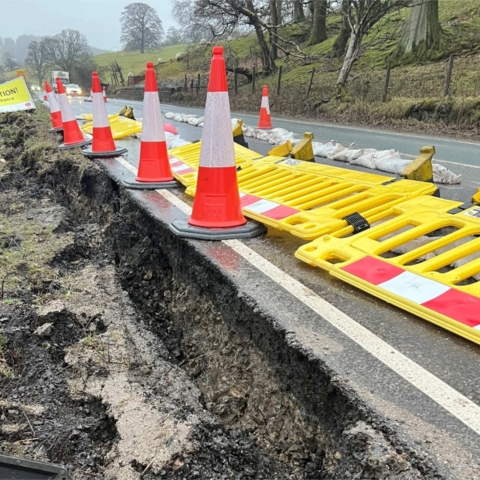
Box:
276;65;282;95
306;68;315;98
444;54;454;97
252;66;256;94
196;73;200;95
184;74;187;92
234;67;238;95
382;60;392;102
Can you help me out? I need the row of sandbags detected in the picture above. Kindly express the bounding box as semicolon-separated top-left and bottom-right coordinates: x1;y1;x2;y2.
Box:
164;111;462;184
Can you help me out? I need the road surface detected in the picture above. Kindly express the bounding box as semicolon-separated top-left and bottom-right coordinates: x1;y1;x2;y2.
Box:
66;95;480;477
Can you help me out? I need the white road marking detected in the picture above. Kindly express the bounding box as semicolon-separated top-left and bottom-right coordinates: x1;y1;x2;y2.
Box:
114;155;480;437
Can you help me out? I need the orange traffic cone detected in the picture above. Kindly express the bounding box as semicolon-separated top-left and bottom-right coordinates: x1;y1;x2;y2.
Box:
56;77;91;150
82;72;127;158
170;46;266;240
45;81;62;132
123;62;177;189
257;85;272;129
103;87;107;103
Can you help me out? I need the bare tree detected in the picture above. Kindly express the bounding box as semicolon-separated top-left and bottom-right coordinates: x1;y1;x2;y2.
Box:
25;40;51;85
120;2;164;53
308;0;328;46
399;0;442;54
174;0;278;75
336;0;411;91
43;29;93;72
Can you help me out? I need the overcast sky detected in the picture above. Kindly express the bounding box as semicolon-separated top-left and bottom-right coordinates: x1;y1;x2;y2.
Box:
0;0;177;51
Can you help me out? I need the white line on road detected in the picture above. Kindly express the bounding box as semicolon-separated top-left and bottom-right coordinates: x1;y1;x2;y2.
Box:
115;155;480;437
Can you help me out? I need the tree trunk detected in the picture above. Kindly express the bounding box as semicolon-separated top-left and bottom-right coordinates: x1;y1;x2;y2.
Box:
336;27;362;87
276;0;282;24
269;0;279;61
293;0;305;21
245;0;277;75
399;0;442;54
307;0;327;46
332;1;351;57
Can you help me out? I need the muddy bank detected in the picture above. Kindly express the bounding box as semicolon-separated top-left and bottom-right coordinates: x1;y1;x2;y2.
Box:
0;109;444;479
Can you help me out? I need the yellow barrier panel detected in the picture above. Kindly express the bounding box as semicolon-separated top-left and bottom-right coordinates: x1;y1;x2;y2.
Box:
81;115;142;140
258;157;394;185
169;142;263;187
184;159;437;240
295;197;480;345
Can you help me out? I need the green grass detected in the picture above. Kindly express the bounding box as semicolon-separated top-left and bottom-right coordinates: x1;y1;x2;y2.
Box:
94;44;187;77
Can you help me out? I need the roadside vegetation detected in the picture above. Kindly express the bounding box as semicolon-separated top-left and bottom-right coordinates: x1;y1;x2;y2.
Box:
100;0;480;134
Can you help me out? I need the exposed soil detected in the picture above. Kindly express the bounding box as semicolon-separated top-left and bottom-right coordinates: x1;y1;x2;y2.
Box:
0;109;442;479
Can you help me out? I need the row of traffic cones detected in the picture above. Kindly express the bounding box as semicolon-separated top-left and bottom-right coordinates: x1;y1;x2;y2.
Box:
44;46;267;239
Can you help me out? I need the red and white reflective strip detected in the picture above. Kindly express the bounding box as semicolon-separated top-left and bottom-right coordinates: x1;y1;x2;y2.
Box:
342;256;480;329
240;193;299;220
92;92;109;127
47;90;61;114
200;91;236;168
141;92;166;142
57;91;76;122
169;156;195;175
261;93;270;114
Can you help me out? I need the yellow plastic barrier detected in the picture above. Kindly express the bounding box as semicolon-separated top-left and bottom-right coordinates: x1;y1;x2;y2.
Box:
295;196;480;345
258;157;394;186
81;115;142;140
185;159;436;240
169;142;263;187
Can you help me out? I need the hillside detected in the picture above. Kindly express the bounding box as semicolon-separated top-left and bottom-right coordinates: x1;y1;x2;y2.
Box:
97;0;480;133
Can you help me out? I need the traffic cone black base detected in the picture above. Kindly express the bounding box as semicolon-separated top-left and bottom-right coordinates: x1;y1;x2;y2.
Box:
59;137;92;150
169;219;266;241
122;178;179;189
82;145;127;158
49;126;63;133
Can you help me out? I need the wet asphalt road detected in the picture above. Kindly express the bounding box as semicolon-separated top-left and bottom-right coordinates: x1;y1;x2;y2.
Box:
64;96;480;474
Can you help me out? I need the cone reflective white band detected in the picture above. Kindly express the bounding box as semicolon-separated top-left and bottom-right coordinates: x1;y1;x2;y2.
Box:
141;92;166;142
58;92;75;122
47;91;60;114
92;92;109;127
200;92;236;168
261;95;270;114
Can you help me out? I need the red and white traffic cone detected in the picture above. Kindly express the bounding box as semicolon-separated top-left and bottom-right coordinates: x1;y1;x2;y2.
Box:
55;77;91;150
45;81;62;132
257;85;272;129
43;90;48;102
170;46;265;240
123;62;177;189
82;72;127;158
103;87;107;103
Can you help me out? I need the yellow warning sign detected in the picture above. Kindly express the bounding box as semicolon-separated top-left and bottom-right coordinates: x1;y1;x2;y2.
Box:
0;76;35;113
295;196;480;345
